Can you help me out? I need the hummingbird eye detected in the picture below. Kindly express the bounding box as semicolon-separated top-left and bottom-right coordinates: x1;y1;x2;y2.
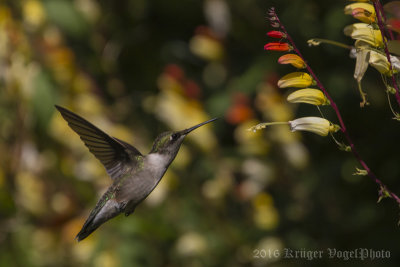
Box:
170;133;178;141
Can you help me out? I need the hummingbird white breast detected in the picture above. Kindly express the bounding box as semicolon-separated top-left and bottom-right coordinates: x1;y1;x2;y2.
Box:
145;153;170;181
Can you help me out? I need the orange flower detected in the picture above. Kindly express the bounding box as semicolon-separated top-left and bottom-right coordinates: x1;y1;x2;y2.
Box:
278;54;306;69
264;42;292;51
344;3;375;23
351;8;375;23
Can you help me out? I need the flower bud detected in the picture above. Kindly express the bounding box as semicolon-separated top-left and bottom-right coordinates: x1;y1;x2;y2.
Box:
277;72;314;88
267;31;287;38
278;54;306;69
287;89;330;105
264;42;292;51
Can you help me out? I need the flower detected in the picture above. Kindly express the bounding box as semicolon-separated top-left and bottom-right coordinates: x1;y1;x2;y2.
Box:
352;48;370;106
267;31;286;39
344;3;375;14
344;3;375;23
344;23;383;47
353;48;369;82
289;117;340;136
351;8;375;24
286;88;330;105
354;48;400;78
264;42;292;51
277;54;306;69
277;72;314;88
368;50;392;75
247;117;340;137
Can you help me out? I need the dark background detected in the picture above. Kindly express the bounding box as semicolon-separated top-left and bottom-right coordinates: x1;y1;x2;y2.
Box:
0;0;399;266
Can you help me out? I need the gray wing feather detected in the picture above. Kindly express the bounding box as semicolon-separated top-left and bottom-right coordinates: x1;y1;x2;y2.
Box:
55;105;142;180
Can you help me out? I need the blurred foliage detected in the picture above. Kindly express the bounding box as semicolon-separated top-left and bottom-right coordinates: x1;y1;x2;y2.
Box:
0;0;400;266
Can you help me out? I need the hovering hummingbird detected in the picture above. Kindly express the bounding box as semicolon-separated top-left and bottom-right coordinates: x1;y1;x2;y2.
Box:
55;105;217;241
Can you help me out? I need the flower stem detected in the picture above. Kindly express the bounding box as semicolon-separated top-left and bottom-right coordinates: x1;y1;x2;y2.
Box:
308;38;352;50
248;121;289;132
374;0;395;41
269;7;400;205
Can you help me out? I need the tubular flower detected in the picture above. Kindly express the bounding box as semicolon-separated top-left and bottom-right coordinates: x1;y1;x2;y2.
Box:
354;49;370;82
267;30;286;39
289;117;340;136
264;42;292;51
368;51;391;75
287;89;330;106
278;54;306;69
247;117;340;137
353;48;370;107
344;23;383;47
353;48;400;78
351;8;376;24
344;3;375;23
277;72;315;88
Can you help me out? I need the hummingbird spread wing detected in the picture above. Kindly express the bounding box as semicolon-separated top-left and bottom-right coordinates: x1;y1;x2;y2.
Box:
55;105;142;179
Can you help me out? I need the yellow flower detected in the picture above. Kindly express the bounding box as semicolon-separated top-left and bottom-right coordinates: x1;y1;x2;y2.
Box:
277;54;306;69
247;117;340;137
344;3;375;23
344;3;375;15
353;49;400;76
286;88;330;106
289;117;340;136
344;23;383;47
351;8;375;24
277;72;314;88
368;50;392;75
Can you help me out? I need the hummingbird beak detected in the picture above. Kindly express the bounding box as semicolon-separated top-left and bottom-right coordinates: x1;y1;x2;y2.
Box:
180;117;219;135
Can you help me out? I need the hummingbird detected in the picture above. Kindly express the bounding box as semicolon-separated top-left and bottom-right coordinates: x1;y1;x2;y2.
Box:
55;105;217;241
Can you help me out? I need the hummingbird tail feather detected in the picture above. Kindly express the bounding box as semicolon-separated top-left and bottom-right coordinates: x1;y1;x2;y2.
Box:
75;223;100;242
75;199;122;242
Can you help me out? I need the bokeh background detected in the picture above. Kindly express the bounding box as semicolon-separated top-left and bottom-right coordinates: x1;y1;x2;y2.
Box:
1;0;400;266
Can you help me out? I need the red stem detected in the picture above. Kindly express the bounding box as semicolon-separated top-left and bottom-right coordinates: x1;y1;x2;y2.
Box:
375;0;395;41
373;1;400;108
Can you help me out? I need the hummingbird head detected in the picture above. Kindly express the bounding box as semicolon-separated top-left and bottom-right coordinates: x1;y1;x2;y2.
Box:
150;118;218;155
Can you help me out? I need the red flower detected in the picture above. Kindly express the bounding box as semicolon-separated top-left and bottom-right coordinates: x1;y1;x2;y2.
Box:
264;42;291;51
267;30;286;39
